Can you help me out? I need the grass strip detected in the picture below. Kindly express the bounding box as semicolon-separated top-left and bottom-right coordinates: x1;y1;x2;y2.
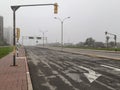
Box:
0;46;13;59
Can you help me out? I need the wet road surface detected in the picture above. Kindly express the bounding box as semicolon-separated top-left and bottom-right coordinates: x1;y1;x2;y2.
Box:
25;46;120;90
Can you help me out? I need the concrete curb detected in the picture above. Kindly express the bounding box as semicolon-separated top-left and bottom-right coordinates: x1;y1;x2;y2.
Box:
17;56;33;90
25;57;33;90
18;47;33;90
21;47;33;90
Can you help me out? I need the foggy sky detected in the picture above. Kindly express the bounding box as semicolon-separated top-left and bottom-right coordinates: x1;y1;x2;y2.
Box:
1;0;120;44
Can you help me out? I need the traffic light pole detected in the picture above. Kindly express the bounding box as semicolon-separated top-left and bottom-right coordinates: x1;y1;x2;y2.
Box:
11;6;20;66
105;31;117;50
61;21;63;50
13;9;16;66
11;3;58;66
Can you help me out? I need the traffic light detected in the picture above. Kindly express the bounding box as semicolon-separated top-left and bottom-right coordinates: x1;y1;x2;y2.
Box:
16;28;20;41
54;3;58;14
105;31;107;35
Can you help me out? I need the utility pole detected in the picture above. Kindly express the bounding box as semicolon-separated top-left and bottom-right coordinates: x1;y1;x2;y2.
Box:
40;31;47;47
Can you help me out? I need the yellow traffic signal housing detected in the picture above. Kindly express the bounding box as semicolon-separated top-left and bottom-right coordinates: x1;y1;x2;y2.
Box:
16;28;20;41
54;3;58;14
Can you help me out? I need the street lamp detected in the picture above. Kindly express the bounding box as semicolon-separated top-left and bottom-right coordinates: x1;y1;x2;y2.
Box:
11;3;58;66
40;31;48;47
54;17;70;50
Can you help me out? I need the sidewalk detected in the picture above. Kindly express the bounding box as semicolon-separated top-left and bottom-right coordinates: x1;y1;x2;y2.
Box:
0;47;29;90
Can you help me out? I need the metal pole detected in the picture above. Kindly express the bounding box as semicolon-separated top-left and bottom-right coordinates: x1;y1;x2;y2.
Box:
106;36;109;48
22;36;23;45
11;6;20;66
12;4;54;8
43;32;44;47
46;37;47;46
61;21;63;50
13;10;16;66
114;35;117;51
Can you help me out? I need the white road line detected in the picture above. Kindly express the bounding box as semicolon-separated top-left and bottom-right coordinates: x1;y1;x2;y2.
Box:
78;66;101;83
101;65;120;72
95;80;117;90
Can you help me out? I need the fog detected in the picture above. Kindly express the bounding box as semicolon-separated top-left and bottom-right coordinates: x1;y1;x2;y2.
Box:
1;0;120;44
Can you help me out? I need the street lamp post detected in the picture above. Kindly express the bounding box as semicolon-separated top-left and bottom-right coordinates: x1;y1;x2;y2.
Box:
43;32;45;47
21;36;24;46
54;17;70;50
40;31;47;47
11;3;58;66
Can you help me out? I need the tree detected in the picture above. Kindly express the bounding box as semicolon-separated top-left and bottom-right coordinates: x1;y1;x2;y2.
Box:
84;37;95;47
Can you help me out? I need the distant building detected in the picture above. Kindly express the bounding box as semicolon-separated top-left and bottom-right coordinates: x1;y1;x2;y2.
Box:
0;16;3;40
4;27;13;45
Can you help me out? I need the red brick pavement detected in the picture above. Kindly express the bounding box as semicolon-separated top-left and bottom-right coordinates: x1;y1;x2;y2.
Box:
0;47;28;90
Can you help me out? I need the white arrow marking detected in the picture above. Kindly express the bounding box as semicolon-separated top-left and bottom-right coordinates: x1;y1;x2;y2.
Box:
78;66;101;83
101;65;120;72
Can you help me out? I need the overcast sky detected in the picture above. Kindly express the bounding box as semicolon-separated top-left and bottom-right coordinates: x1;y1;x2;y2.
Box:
1;0;120;44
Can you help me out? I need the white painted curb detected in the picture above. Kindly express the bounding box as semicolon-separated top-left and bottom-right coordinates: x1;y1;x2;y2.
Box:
24;57;33;90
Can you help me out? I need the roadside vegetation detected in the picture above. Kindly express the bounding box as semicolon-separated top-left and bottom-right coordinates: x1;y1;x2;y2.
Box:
0;46;13;59
65;46;120;51
64;37;120;51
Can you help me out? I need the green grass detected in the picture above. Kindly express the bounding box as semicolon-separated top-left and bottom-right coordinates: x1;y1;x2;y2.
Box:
0;46;13;59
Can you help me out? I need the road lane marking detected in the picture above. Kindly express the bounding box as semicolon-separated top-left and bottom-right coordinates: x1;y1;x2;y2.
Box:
64;61;101;83
78;66;101;83
95;80;117;90
101;65;120;72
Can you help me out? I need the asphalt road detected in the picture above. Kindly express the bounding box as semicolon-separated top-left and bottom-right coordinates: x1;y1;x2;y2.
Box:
25;46;120;90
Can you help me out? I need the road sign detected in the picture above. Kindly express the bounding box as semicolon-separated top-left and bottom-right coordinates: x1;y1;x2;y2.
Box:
29;37;34;39
36;37;41;39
